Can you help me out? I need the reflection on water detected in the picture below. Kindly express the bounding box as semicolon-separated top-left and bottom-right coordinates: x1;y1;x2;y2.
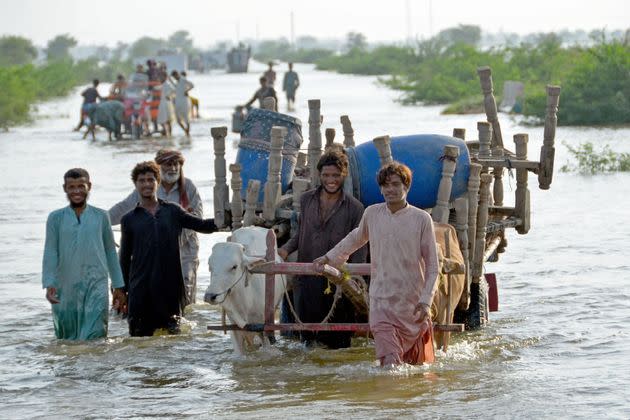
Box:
1;63;629;418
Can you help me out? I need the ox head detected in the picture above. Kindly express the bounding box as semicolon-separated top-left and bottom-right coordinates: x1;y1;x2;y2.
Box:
204;242;264;305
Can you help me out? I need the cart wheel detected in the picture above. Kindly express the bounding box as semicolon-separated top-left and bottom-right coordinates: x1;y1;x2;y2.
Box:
453;276;489;330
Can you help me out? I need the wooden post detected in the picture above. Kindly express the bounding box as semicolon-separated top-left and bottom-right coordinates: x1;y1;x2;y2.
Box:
340;115;355;147
453;128;466;140
492;147;504;206
467;163;482;270
262;96;276;111
373;135;393;166
477;121;492;160
229;163;243;229
263;126;286;222
472;174;493;284
296;152;307;170
211;126;229;229
514;134;531;234
454;197;471;310
538;85;561;190
308;100;322;187
477;66;504;148
325;128;336;149
432;145;460;224
243;180;261;227
290;178;310;237
264;229;277;330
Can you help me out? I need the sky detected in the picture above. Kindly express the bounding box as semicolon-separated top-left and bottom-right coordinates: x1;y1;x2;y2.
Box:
1;0;628;47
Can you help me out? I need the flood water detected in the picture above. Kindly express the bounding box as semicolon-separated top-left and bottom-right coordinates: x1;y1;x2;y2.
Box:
1;62;629;418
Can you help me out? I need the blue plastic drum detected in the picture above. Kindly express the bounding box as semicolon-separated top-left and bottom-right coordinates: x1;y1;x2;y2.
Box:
236;108;303;202
345;134;470;208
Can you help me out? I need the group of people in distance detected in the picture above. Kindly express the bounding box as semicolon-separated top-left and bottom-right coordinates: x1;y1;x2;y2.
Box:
243;61;300;112
74;60;197;139
43;145;439;368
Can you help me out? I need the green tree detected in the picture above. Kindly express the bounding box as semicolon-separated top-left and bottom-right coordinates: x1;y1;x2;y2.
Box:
128;36;166;58
0;36;38;66
167;30;194;54
435;25;481;47
45;34;77;61
345;32;367;51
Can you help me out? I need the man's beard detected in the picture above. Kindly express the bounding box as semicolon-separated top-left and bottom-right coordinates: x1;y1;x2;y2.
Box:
67;193;89;208
161;169;180;184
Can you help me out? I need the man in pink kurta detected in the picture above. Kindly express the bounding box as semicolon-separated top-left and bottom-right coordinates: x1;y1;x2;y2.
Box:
315;162;439;366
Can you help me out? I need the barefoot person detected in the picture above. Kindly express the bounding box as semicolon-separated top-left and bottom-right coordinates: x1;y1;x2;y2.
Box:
42;168;126;340
315;162;439;366
119;161;217;337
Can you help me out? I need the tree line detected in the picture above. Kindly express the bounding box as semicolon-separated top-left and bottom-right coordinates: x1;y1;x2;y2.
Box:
255;26;630;126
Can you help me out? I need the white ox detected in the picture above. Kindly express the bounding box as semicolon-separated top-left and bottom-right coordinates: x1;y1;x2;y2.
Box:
205;226;286;354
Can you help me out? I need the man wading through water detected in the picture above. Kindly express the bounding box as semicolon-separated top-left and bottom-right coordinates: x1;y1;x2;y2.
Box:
42;168;126;340
279;149;366;348
109;149;203;306
119;161;217;337
315;162;439;366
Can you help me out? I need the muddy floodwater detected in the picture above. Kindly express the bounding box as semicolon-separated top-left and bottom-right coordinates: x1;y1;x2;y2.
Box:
1;62;629;418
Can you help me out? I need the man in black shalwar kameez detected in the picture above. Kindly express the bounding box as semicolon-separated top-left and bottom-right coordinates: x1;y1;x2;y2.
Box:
119;161;217;336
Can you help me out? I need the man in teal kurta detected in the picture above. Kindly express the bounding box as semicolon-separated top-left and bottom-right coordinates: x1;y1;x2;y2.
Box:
42;168;126;340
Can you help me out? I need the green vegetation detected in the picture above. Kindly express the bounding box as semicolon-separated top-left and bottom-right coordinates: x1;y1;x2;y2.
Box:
313;28;630;126
561;141;630;174
1;57;132;130
0;36;38;66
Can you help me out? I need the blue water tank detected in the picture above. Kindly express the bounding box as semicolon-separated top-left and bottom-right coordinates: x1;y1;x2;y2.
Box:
345;134;470;209
236;108;303;202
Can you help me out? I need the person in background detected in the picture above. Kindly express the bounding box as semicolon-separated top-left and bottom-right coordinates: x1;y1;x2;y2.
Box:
42;168;126;340
243;76;278;111
74;79;101;132
282;62;300;111
263;61;276;87
119;161;217;337
109;149;203;306
170;70;194;136
108;74;127;101
156;71;175;137
279;150;366;349
314;161;439;367
181;71;200;119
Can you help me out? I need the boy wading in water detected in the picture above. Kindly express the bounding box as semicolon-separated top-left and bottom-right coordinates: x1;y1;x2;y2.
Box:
315;162;439;366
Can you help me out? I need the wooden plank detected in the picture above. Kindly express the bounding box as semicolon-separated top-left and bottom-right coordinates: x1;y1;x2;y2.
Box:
249;262;371;277
264;230;276;326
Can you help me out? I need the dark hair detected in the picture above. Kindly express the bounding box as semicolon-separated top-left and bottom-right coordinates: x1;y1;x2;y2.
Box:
92;79;99;86
181;71;187;77
63;168;90;183
259;76;266;84
116;74;124;80
131;161;160;183
376;161;412;189
317;149;349;177
171;70;179;77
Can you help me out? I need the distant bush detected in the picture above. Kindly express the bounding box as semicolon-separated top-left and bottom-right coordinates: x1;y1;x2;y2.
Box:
315;33;630;125
561;141;630;174
0;58;133;130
